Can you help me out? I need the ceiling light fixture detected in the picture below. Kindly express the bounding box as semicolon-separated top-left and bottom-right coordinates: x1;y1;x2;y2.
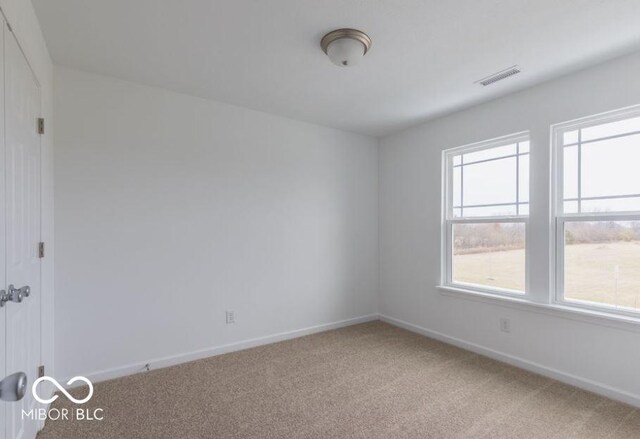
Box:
321;28;372;67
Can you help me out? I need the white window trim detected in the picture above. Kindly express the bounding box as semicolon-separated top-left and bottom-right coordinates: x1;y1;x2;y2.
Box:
441;131;531;298
551;104;640;318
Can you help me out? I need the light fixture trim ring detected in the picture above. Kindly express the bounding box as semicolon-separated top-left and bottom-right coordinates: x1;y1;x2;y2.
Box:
320;28;372;55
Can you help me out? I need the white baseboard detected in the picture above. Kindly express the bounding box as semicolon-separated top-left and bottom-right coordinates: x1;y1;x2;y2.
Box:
64;312;639;409
379;314;640;408
66;314;379;387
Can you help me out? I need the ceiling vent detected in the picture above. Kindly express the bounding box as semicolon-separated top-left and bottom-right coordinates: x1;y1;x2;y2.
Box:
475;65;521;86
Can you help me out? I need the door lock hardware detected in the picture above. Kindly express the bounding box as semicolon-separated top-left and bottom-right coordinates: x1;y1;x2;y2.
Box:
7;285;30;303
0;290;8;307
0;372;28;402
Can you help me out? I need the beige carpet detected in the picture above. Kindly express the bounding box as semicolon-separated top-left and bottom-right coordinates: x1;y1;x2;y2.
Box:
38;321;639;438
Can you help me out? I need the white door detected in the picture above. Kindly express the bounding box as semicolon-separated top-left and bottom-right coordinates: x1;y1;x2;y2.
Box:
3;21;42;439
0;17;6;439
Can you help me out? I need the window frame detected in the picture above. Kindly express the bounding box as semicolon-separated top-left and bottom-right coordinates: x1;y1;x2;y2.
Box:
441;131;531;298
551;104;640;317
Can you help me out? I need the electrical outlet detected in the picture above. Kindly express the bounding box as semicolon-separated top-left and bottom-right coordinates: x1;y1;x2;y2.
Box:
499;318;511;333
226;311;235;324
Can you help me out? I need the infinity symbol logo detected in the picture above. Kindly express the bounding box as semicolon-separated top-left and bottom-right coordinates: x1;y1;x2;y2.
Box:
32;376;94;405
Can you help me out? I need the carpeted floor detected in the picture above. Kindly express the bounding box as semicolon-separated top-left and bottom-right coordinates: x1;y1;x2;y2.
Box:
38;321;639;438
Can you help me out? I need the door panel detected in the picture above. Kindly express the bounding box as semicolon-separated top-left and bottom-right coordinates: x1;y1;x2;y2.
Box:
4;22;41;439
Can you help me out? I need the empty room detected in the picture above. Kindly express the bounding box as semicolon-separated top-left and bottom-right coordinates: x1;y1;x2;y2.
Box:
1;0;640;438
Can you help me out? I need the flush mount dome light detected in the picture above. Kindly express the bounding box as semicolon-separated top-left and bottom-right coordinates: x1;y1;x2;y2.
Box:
321;28;371;67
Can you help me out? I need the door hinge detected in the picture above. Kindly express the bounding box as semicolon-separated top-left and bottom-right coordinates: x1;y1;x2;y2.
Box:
38;118;45;135
38;365;45;378
38;242;45;258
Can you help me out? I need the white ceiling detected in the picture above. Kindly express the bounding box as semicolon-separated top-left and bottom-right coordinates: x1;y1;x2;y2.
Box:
32;0;640;137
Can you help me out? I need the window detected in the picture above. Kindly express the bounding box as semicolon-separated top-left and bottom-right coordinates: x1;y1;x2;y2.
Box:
553;106;640;315
442;133;529;295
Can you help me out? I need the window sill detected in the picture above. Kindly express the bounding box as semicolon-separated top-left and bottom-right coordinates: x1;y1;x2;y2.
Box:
437;285;640;333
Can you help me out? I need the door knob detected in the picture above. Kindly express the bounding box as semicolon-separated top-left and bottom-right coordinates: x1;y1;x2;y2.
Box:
0;372;28;402
7;284;30;303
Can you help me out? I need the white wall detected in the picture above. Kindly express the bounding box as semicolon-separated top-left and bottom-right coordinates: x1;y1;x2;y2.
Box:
0;0;54;382
380;50;640;406
54;67;379;381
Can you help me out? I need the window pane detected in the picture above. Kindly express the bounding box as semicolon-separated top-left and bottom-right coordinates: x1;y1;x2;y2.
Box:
581;134;640;201
519;203;529;215
462;204;517;217
564;221;640;312
563;145;578;200
452;166;461;207
519;141;530;153
519;154;529;203
463;157;517;206
463;143;517;164
453;155;462;166
563;200;579;214
581;116;640;142
452;222;525;292
581;197;640;213
563;130;579;145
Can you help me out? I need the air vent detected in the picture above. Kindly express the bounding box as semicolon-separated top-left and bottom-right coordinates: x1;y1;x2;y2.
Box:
475;65;521;86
